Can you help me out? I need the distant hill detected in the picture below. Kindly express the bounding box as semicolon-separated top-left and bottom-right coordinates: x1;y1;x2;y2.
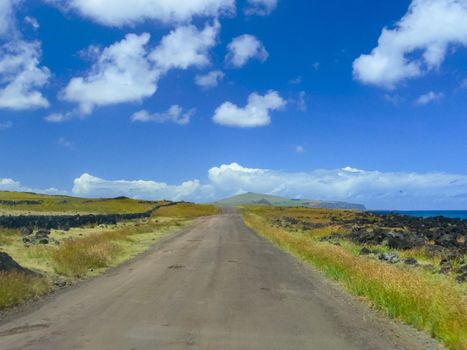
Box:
0;191;166;215
215;192;366;210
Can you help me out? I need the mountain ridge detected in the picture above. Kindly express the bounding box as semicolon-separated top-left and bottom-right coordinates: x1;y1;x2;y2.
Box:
215;192;366;210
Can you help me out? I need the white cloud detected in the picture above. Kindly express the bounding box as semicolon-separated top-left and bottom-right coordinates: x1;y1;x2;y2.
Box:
62;33;158;114
4;163;467;208
0;0;15;36
150;21;219;72
415;91;443;105
213;90;286;127
72;173;211;202
0;121;12;129
353;0;467;88
24;16;40;30
131;105;194;125
226;34;268;68
48;0;235;26
44;112;73;123
207;163;467;209
195;70;224;88
245;0;277;16
0;1;50;111
0;40;50;110
0;177;63;195
62;22;219;115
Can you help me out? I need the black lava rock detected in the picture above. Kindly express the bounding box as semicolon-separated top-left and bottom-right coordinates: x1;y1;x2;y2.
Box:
359;247;372;255
404;257;418;265
0;252;36;275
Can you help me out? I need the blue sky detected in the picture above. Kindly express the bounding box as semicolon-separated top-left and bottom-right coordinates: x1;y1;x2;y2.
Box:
1;0;467;209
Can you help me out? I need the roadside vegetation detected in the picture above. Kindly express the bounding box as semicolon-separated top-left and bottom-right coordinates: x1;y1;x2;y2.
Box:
153;202;219;218
242;206;467;350
0;201;218;309
0;272;50;309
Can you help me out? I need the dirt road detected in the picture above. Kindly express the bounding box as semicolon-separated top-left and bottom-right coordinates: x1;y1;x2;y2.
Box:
0;209;442;349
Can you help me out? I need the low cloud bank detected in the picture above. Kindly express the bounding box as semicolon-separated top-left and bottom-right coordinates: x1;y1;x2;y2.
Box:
2;163;467;210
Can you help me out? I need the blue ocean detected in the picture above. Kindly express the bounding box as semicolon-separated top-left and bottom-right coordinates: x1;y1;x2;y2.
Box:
372;210;467;220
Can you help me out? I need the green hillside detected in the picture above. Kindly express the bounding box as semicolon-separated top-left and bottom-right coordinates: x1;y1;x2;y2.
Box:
0;191;166;214
215;192;365;210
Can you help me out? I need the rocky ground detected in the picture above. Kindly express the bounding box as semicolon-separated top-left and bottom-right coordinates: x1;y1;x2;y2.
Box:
0;202;181;230
270;211;467;283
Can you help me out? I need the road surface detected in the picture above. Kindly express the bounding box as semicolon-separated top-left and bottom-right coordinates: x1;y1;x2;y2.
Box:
0;209;442;350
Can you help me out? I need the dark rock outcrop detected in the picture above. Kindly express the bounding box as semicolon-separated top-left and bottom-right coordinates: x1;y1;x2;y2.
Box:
22;229;52;246
0;252;36;275
0;200;41;206
404;257;418;265
0;202;179;230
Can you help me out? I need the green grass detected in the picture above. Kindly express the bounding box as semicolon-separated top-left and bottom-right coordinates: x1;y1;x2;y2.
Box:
0;191;165;214
153;202;219;218
0;272;50;309
242;207;467;350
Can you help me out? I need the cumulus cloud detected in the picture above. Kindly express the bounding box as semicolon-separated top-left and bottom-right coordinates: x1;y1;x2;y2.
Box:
415;91;443;105
0;2;50;111
4;163;467;208
212;90;286;127
0;177;63;195
72;173;212;202
245;0;277;16
150;21;219;72
226;34;268;68
207;163;467;209
47;0;235;26
131;105;194;125
62;22;219;115
195;70;224;88
0;40;50;110
353;0;467;88
62;33;158;114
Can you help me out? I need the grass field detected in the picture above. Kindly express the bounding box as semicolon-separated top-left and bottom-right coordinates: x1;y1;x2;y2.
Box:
241;206;467;350
153;202;219;218
0;201;218;309
0;191;165;214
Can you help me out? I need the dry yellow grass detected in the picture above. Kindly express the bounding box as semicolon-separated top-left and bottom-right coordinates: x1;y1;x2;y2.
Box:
51;218;181;277
153;203;219;218
0;272;50;309
243;209;467;350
